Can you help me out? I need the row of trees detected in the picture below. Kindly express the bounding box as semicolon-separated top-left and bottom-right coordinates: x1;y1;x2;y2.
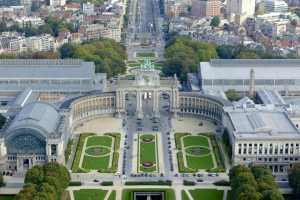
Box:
0;16;76;37
229;165;284;200
16;162;70;200
163;36;299;81
288;163;300;199
59;39;127;77
163;36;217;81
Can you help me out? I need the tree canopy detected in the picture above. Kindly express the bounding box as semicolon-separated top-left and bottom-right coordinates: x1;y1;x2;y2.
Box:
163;36;217;81
230;165;284;200
59;39;127;77
16;162;70;200
210;16;220;27
0;114;6;129
288;163;300;199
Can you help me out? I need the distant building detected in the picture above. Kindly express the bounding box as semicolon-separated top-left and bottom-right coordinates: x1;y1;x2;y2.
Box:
227;0;256;24
49;0;66;7
25;34;54;52
264;0;288;13
224;105;300;177
15;16;44;28
191;0;221;18
198;59;300;95
0;59;105;93
82;2;95;16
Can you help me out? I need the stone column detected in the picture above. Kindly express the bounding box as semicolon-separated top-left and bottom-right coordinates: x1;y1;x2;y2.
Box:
153;90;160;118
136;90;143;119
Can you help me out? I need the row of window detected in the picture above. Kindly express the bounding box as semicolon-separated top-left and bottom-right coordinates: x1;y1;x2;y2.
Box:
203;79;298;86
0;79;92;85
237;143;300;155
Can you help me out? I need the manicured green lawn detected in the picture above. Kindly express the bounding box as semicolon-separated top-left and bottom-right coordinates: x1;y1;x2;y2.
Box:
182;191;189;200
108;191;116;200
73;133;120;173
86;136;112;147
189;189;223;200
82;155;110;170
186;154;214;169
139;134;157;172
74;189;107;200
0;195;15;200
183;135;209;147
122;189;175;200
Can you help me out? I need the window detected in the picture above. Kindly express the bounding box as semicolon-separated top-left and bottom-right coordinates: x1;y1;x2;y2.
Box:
51;144;57;156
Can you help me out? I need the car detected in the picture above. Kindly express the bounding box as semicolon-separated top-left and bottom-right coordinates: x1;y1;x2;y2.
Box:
115;172;121;176
196;173;204;177
93;179;99;182
196;179;204;182
152;126;158;131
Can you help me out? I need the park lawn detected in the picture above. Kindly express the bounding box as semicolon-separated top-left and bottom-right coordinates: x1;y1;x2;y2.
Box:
108;190;116;200
182;191;189;200
0;195;15;200
183;135;209;147
189;189;223;200
82;155;110;170
122;189;175;200
186;154;214;170
86;136;112;147
74;189;107;200
139;134;157;172
71;133;95;172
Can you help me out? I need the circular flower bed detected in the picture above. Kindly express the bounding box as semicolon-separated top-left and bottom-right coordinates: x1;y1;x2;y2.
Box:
186;146;210;156
142;162;154;168
85;146;110;156
141;135;155;143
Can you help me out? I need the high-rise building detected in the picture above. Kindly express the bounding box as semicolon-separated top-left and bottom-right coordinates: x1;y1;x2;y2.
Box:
264;0;288;13
227;0;256;24
191;0;221;18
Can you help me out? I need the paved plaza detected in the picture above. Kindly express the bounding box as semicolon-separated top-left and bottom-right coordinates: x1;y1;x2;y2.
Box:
74;118;123;134
171;117;216;134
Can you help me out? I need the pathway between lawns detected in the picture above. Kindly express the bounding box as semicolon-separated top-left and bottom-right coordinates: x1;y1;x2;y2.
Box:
66;135;79;170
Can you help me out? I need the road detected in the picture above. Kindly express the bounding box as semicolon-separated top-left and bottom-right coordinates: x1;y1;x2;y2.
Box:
126;0;165;60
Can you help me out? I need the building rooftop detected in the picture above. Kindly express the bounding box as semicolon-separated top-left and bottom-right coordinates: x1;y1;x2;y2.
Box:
6;102;60;138
200;59;300;80
226;107;300;140
0;59;95;80
257;89;286;106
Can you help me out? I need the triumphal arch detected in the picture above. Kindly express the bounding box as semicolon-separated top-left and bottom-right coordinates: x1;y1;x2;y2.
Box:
115;59;179;118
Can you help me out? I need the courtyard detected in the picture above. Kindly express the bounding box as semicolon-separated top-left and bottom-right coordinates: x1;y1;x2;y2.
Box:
72;133;120;173
175;133;223;172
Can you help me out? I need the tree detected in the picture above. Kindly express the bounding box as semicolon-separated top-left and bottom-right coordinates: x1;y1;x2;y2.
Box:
261;190;284;200
25;165;44;185
225;89;240;101
15;184;37;200
0;174;4;187
59;39;127;77
18;163;70;200
288;163;300;198
237;192;262;200
0;114;5;129
236;50;259;59
163;36;217;81
59;43;76;58
210;16;220;27
216;45;239;59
